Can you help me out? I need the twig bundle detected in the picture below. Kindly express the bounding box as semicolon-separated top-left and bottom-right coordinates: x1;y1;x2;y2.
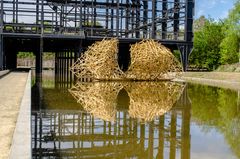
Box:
70;38;124;80
126;39;182;80
70;39;182;81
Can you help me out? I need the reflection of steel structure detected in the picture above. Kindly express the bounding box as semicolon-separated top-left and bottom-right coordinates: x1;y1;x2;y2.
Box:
0;0;194;72
32;69;191;158
32;106;191;158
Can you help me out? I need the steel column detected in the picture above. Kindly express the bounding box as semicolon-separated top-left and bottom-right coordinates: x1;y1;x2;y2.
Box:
151;0;157;38
136;0;140;38
143;0;148;38
116;0;120;37
174;0;180;40
179;44;193;71
16;0;18;23
41;0;44;34
185;0;194;42
0;0;3;33
162;0;167;39
125;0;130;37
36;38;43;74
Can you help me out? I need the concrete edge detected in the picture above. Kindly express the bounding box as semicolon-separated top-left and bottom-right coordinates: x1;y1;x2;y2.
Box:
9;71;31;159
0;70;10;79
181;76;240;91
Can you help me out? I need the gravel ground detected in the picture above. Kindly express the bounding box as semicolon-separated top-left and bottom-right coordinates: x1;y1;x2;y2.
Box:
0;72;28;159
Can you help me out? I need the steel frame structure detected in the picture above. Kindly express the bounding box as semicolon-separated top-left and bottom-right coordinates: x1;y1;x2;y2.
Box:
0;0;194;71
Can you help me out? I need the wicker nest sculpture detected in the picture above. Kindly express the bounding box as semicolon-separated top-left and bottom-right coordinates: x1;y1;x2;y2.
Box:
126;39;181;80
70;38;124;80
69;82;123;121
71;39;181;81
125;82;184;122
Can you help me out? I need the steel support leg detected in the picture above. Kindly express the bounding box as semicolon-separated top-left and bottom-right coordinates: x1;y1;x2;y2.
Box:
36;38;43;74
178;45;193;72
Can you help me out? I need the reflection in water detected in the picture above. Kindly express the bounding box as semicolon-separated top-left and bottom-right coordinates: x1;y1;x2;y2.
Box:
188;84;240;159
32;70;240;159
69;82;184;122
125;82;184;122
69;82;123;121
32;72;190;158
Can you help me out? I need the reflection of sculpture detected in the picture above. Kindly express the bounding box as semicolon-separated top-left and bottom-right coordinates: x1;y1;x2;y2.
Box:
69;82;184;122
125;82;184;122
69;82;123;121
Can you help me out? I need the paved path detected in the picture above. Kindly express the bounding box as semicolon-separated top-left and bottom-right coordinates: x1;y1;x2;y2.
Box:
0;70;10;78
0;72;28;159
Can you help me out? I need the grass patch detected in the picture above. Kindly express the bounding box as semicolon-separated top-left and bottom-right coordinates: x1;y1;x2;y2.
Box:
215;63;240;72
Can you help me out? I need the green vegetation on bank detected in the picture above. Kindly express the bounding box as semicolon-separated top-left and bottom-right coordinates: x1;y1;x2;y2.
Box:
216;63;240;72
190;0;240;71
17;52;55;60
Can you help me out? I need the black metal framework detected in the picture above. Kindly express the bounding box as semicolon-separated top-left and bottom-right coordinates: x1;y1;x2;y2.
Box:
0;0;194;71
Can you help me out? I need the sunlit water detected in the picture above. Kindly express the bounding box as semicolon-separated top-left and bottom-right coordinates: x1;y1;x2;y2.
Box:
32;70;240;159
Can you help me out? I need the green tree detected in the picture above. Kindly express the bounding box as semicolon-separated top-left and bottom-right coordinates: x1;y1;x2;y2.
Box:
220;33;239;64
220;0;240;64
190;19;224;70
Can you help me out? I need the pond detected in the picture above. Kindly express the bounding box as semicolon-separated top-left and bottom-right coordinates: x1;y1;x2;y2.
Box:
31;70;240;159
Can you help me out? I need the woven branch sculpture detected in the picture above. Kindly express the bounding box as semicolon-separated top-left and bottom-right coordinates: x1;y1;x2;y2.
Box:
70;38;124;80
126;39;182;80
70;39;181;81
69;82;184;122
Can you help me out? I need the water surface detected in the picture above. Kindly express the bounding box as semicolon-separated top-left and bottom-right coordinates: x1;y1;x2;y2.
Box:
32;70;240;159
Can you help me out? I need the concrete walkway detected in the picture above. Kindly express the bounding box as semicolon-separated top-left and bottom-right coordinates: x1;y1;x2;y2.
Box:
0;70;10;78
181;72;240;91
0;72;29;159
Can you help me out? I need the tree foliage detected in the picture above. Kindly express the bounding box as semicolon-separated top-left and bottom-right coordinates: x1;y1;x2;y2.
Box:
220;0;240;64
190;1;240;70
190;19;224;70
220;33;239;64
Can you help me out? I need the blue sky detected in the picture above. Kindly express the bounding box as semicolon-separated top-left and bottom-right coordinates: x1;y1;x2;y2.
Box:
195;0;235;20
